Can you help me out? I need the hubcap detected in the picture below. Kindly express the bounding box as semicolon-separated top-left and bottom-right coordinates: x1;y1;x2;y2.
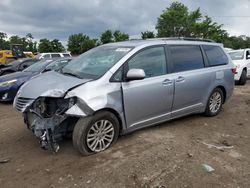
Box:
86;120;114;152
209;91;222;113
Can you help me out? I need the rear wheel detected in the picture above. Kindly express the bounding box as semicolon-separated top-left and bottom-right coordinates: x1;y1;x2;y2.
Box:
204;88;224;117
239;69;247;85
72;111;119;156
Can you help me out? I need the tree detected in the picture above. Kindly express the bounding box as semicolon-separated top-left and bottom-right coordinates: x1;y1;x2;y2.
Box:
192;16;227;42
33;41;38;53
38;38;65;53
38;38;52;53
0;32;10;50
156;2;202;37
100;30;113;44
100;30;129;44
156;1;232;45
25;33;35;52
141;31;155;39
50;39;65;52
67;33;97;55
113;30;129;42
222;35;250;49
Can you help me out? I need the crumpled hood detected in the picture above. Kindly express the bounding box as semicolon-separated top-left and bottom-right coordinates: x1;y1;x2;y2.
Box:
17;71;91;99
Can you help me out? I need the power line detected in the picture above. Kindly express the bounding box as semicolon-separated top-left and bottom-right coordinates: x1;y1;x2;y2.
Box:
210;16;250;18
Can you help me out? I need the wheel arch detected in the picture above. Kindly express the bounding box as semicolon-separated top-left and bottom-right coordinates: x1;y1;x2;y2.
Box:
215;85;226;103
94;108;124;133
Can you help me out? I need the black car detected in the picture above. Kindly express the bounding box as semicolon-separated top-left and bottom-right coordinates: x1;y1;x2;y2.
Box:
0;58;39;76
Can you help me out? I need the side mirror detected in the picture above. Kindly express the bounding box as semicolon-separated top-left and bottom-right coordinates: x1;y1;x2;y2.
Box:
247;55;250;59
126;69;145;81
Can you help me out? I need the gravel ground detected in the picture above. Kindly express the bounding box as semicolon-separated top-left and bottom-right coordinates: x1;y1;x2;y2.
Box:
0;83;250;188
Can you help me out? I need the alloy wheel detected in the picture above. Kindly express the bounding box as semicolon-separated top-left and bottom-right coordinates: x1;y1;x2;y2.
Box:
86;120;115;152
209;91;222;113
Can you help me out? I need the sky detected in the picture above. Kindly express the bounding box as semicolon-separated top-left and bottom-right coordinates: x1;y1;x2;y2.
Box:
0;0;250;44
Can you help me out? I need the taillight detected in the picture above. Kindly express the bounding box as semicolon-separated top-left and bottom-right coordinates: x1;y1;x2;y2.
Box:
231;68;237;74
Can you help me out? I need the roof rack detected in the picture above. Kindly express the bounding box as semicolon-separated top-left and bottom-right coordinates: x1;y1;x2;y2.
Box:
146;37;215;43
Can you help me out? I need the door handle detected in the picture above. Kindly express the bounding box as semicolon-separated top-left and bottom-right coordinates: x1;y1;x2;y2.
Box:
162;79;173;86
176;76;185;82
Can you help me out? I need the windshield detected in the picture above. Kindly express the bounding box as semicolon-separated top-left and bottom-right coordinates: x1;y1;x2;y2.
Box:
229;50;244;60
61;46;132;79
46;59;71;71
23;59;52;72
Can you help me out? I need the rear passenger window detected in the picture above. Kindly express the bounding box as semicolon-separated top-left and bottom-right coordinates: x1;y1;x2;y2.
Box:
51;54;61;58
127;46;167;78
63;54;70;57
43;54;50;58
203;45;228;66
170;45;204;73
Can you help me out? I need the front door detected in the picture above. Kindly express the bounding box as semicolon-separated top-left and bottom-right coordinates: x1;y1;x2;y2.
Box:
122;46;174;130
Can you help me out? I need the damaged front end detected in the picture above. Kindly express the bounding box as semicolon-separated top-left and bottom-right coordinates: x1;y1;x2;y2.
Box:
23;97;77;152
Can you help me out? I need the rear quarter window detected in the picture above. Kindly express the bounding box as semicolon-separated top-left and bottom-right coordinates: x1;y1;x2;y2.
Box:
63;53;71;57
203;45;228;66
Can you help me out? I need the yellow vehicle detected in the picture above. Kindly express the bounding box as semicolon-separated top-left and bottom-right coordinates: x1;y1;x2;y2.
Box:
0;50;16;65
0;50;35;67
23;51;35;58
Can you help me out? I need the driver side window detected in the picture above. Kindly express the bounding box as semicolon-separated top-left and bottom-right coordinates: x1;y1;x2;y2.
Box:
127;46;167;78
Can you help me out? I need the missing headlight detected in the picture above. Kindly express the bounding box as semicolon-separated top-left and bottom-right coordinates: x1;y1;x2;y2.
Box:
31;97;76;118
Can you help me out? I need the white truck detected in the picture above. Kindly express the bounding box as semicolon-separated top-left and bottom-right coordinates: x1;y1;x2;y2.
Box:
229;49;250;85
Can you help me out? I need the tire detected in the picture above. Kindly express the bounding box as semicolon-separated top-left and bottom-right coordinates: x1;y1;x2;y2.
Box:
239;69;247;85
204;88;224;117
72;111;120;156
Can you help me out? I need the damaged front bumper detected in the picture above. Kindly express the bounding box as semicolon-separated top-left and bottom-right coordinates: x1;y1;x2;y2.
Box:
17;96;92;153
24;112;67;152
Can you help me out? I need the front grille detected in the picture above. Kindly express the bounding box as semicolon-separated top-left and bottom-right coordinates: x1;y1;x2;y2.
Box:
14;97;34;112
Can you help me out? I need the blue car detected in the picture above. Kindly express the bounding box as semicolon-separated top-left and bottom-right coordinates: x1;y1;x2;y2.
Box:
0;58;39;76
0;58;72;102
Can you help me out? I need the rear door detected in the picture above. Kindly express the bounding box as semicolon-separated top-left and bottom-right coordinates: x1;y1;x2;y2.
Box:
168;45;212;117
51;54;61;58
121;46;174;130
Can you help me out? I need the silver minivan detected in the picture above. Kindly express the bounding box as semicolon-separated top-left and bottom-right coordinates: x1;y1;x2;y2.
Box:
14;38;234;155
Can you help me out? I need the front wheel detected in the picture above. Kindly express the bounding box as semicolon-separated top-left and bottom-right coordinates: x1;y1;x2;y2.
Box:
204;88;224;117
72;111;120;156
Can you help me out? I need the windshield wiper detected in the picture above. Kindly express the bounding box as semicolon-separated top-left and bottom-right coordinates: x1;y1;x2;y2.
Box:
62;71;82;79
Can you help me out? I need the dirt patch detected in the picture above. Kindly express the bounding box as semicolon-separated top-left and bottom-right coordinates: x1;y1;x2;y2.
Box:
1;83;250;187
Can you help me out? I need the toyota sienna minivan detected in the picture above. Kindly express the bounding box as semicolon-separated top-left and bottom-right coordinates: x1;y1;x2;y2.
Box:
14;38;234;155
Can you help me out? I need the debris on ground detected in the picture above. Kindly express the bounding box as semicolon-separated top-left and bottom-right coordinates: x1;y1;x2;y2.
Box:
202;142;234;151
0;158;11;164
202;164;215;173
187;153;193;158
220;140;232;147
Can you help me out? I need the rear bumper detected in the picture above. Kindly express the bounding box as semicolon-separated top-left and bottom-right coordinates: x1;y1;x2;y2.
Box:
234;68;242;81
